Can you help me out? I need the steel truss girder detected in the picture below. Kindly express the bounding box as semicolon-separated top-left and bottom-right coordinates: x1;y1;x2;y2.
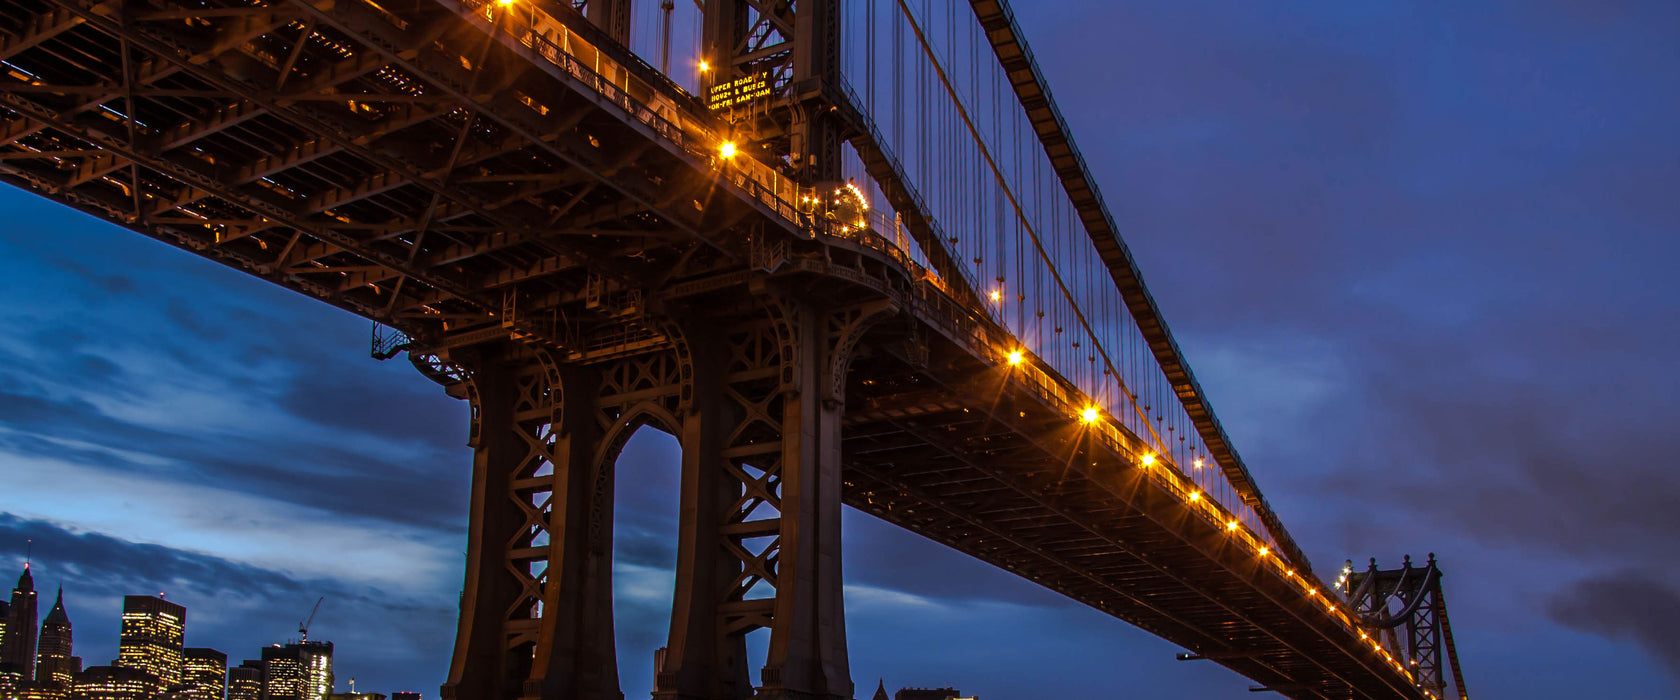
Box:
283;0;720;244
0;6;85;60
839;348;1422;700
873;414;1328;680
17;0;513;302
6;0;733;341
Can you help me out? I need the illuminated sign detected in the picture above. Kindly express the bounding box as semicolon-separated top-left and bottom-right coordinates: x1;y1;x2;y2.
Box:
707;72;772;110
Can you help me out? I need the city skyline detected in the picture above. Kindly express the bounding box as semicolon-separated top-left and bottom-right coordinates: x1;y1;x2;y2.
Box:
0;562;420;700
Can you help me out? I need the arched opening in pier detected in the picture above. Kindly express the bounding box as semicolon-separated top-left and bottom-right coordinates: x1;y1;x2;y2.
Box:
610;424;683;700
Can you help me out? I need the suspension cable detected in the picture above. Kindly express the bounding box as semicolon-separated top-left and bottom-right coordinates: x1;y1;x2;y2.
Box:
890;0;1168;456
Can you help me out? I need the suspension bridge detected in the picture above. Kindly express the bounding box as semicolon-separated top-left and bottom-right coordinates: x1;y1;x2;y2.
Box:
0;0;1469;698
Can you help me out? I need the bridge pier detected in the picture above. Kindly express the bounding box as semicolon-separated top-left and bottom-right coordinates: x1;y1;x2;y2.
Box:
442;345;622;700
443;294;883;700
658;299;879;700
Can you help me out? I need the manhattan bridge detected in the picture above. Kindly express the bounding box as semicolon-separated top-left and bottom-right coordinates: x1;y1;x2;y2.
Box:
0;0;1471;698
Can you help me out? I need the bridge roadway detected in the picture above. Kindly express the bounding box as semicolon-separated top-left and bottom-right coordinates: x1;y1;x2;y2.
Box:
0;0;1427;697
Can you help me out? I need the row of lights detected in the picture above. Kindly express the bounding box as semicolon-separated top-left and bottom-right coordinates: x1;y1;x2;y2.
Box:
698;47;1431;692
1001;343;1430;690
706;51;1449;700
688;33;1424;688
461;7;1348;613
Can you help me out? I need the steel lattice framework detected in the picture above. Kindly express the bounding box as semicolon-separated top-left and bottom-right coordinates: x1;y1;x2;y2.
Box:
0;0;1467;698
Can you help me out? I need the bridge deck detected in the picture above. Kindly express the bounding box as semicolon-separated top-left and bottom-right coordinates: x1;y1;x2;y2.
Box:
0;0;1429;697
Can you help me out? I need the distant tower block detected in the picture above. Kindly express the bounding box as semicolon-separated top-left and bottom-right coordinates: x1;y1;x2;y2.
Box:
36;587;79;687
2;565;38;681
115;595;185;691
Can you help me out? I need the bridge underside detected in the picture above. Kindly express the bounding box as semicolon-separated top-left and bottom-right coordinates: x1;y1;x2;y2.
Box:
0;0;1430;698
430;252;1419;700
0;0;762;352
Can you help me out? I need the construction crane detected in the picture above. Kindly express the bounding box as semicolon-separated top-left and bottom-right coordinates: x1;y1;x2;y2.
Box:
298;596;324;642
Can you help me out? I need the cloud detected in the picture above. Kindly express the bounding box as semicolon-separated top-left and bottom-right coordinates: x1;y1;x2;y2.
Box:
0;513;308;600
0;373;471;535
1550;571;1680;681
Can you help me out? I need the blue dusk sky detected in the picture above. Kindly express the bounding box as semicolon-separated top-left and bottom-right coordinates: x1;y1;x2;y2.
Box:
1;0;1678;698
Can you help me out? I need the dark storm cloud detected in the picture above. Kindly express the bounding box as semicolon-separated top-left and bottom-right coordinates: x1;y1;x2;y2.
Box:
0;365;469;532
0;228;474;533
25;253;140;297
614;522;677;571
1306;299;1680;564
1550;571;1680;679
0;513;306;600
164;297;229;343
842;512;1078;610
276;357;468;453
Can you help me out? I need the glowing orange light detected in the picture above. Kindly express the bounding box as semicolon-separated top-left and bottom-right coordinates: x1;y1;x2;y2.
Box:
1193;458;1204;469
719;141;737;159
1080;407;1100;424
989;289;1002;302
1226;520;1239;531
1188;491;1201;502
698;60;711;71
1140;453;1155;466
1258;546;1269;556
1007;350;1024;366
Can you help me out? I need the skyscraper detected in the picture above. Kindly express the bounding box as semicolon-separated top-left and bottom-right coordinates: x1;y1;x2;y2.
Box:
259;642;332;700
0;598;10;688
300;641;333;700
35;587;79;687
1;565;38;681
72;665;155;700
0;663;19;700
226;661;264;700
893;688;964;700
182;648;226;700
115;595;185;688
260;645;303;700
16;680;69;700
